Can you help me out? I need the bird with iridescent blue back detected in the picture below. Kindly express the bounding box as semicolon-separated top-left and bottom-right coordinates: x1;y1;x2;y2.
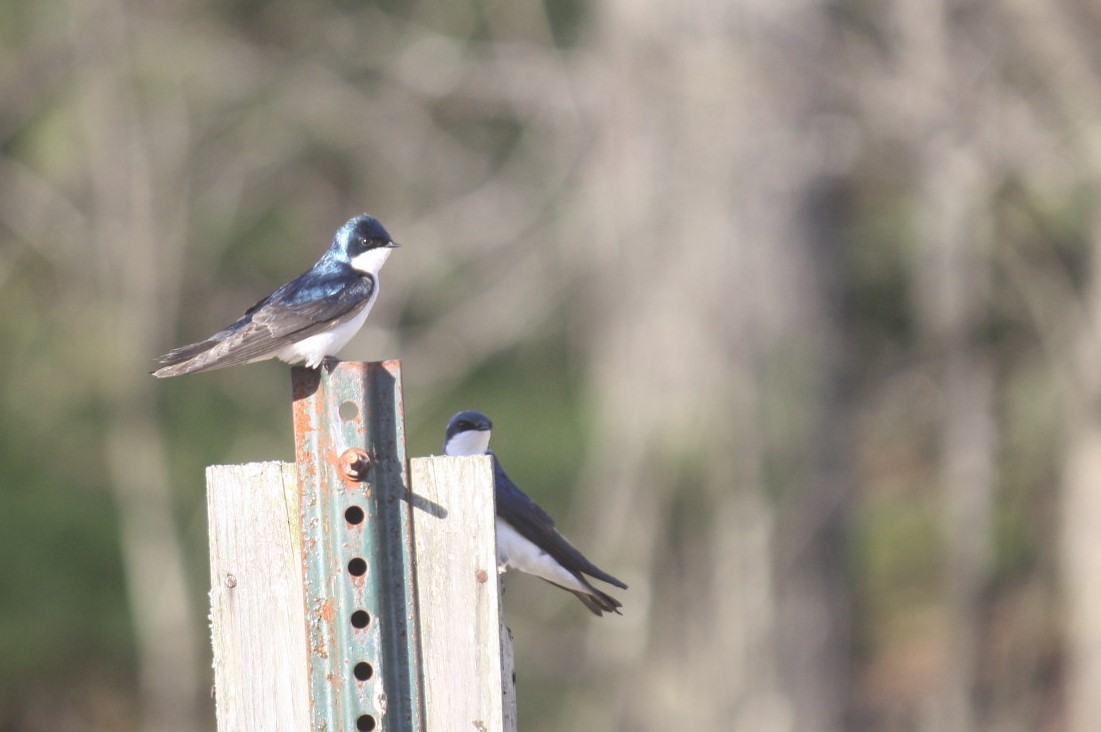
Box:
444;410;627;616
153;215;399;378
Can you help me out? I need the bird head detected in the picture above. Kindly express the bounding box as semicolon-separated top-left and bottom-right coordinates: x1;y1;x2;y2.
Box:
333;214;400;275
444;410;493;456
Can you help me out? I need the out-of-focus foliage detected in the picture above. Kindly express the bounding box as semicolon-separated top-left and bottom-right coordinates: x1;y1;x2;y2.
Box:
3;0;1101;731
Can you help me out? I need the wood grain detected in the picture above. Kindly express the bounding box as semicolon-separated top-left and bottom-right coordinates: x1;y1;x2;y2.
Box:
410;455;517;732
207;461;308;731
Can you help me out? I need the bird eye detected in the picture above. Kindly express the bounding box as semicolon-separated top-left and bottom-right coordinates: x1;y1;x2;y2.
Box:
457;421;471;430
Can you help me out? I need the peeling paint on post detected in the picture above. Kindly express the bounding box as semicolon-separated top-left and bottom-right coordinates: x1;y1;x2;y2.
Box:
292;361;424;732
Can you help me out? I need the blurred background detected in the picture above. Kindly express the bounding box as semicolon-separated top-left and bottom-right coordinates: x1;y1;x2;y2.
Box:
3;0;1101;730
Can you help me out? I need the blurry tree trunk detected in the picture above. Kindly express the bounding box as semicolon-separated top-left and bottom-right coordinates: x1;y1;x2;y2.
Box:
993;4;1101;730
71;0;201;730
911;144;994;732
774;177;859;732
570;1;855;730
1062;215;1101;732
882;2;997;729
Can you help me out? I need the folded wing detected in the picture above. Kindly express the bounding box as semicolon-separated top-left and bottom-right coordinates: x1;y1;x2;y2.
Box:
154;273;375;377
491;454;628;595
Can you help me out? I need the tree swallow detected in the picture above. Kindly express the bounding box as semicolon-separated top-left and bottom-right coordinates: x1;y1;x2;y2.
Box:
444;410;627;616
153;214;399;377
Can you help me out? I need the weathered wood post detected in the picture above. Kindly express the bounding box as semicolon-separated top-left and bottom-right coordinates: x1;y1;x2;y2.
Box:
410;456;518;732
207;461;309;728
206;360;516;732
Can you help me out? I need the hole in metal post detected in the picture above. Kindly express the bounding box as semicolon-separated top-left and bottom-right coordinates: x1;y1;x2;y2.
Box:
348;558;367;576
339;401;359;420
351;610;370;628
357;715;376;731
354;662;373;681
345;506;365;525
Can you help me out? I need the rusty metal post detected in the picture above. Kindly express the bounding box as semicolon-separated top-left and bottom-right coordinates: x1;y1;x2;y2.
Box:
291;360;424;732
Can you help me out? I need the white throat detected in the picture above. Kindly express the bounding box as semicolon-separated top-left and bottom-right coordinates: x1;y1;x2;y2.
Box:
349;246;393;276
446;429;491;457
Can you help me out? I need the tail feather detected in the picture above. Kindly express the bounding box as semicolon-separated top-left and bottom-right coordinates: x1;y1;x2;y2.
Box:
547;580;623;617
155;338;219;368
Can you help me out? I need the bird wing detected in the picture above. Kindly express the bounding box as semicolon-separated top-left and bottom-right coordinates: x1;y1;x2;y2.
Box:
491;454;628;590
250;272;377;340
154;272;376;376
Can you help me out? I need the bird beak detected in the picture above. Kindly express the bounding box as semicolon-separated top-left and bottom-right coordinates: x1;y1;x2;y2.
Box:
387;240;401;248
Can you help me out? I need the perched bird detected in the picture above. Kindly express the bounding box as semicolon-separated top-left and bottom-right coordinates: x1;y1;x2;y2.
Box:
444;410;627;616
154;214;399;378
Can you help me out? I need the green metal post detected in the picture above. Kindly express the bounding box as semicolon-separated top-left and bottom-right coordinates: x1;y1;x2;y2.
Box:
291;360;424;732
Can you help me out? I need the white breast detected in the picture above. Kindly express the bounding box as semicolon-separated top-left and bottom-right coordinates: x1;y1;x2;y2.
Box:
444;430;491;457
275;285;379;368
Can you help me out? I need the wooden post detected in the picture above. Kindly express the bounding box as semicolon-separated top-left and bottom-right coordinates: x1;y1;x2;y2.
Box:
206;362;515;731
207;461;309;729
409;456;518;732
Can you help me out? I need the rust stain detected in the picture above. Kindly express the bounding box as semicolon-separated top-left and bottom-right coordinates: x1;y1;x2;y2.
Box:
311;599;335;659
311;629;329;659
297;460;318;484
339;448;371;483
475;570;488;584
292;399;316;466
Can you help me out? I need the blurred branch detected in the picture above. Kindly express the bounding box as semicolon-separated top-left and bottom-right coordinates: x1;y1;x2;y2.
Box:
1002;0;1101;167
0;156;89;272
